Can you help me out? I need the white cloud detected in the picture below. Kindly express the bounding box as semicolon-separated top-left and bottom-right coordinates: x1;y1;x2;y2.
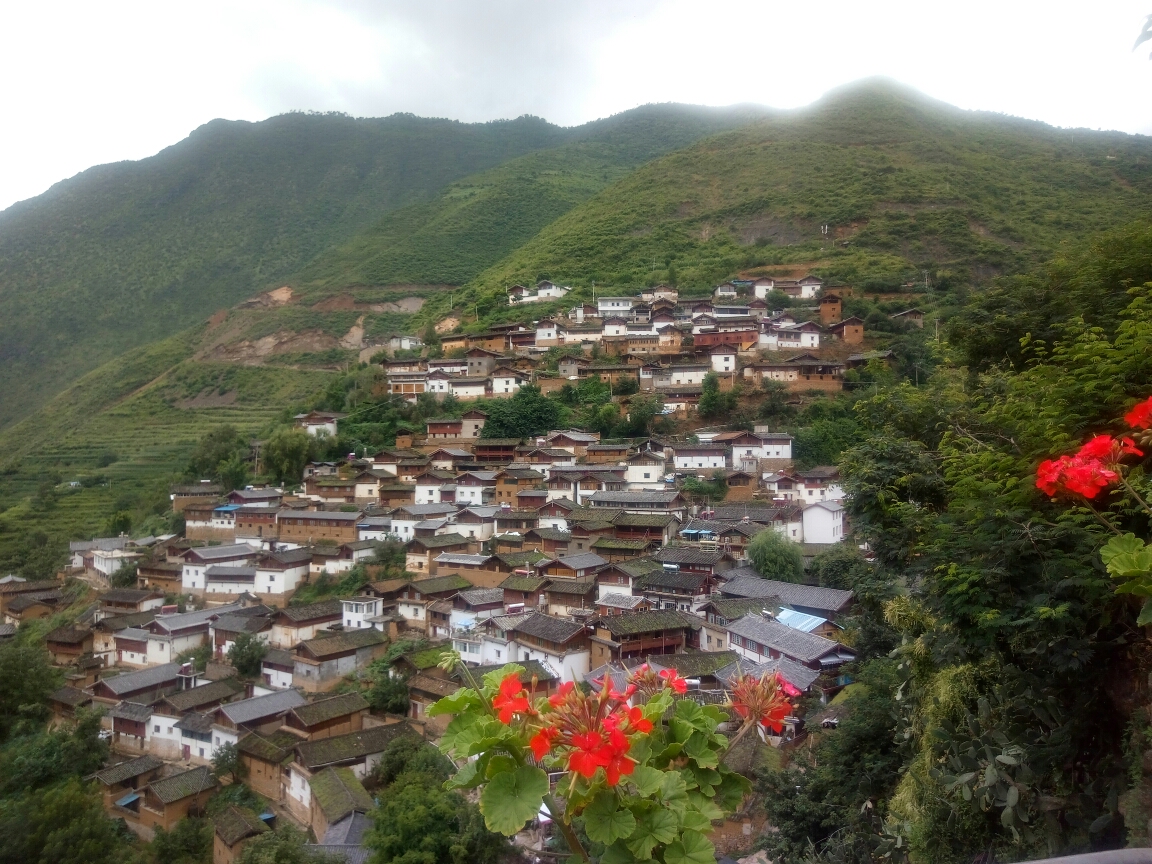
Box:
0;0;1149;211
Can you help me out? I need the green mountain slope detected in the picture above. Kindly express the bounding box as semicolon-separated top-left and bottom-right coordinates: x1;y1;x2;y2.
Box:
446;80;1152;316
291;103;773;294
0;104;770;432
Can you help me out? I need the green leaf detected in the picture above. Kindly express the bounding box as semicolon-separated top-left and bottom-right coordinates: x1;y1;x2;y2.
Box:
1006;785;1019;808
995;754;1018;766
439;711;483;755
480;663;526;697
626;808;679;860
1138;598;1152;627
671;700;705;742
643;690;674;719
1101;533;1146;566
688;791;724;822
683;732;720;769
454;716;513;757
600;842;634;864
479;765;548;836
659;770;690;815
427;687;481;717
486;754;517;778
584;791;638;845
664;830;715;864
682;811;714;833
445;758;481;790
629;766;665;796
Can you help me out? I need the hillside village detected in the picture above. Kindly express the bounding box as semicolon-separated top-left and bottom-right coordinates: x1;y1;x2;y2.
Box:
0;282;880;862
377;278;917;407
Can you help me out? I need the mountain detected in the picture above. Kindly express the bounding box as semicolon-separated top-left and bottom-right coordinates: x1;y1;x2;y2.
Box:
0;104;769;430
442;79;1152;320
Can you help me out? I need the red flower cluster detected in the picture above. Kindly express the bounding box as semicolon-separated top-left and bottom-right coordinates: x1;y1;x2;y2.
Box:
493;673;532;724
659;668;688;694
1036;432;1143;500
1127;396;1152;430
728;671;792;734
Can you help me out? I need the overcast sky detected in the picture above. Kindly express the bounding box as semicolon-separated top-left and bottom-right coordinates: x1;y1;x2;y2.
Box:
2;0;1151;212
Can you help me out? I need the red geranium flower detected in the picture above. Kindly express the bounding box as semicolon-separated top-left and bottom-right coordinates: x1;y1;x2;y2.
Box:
1126;396;1152;430
1077;435;1115;459
658;668;687;694
621;705;653;734
529;726;559;760
492;673;530;724
548;681;574;708
1036;454;1118;500
568;731;611;777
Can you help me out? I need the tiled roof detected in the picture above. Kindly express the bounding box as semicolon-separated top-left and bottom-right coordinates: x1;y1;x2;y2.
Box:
596;609;698;637
591;537;653;551
51;685;92;706
717;656;820;693
635;569;708;591
174;712;214;734
701;597;780;620
654;546;728;565
615;558;665;579
214;805;270;846
552;552;608;571
711;505;792;523
726;615;843;663
237;728;302;763
462;659;559;685
597;594;648;610
295;723;411;770
648;651;740;678
511;612;587;644
434;553;492;567
96;754;165;785
298;628;387;659
279;599;343;623
407;532;471;549
611;512;678;527
163;678;244;711
45;626;91;644
212;613;272;634
8;591;62;611
100;588;161;604
96;662;181;696
150;766;216;804
527;527;572;542
410;674;459;697
321;810;373;847
720;577;853;614
499;575;548;592
459;588;504;606
410;574;473;595
151;602;245;633
545;579;596;596
217;689;307;725
290;692;369;727
186;543;260;561
586;490;680;505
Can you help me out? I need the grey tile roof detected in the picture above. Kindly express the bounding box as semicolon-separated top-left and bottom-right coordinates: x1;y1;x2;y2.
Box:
290;692;369;727
174;712;214;734
278;599;343;622
217;689;307;725
596;609;698;637
597;594;648;610
310;767;375;824
434;553;492;567
700;597;781;620
725;615;844;663
409;574;472;595
586;490;681;505
321;811;373;847
149;765;216;804
545;579;596;596
295;723;411;770
186;544;260;561
720;577;853;614
716;656;821;692
96;754;164;785
100;588;161;604
407;532;471;549
511;612;587;644
654;546;729;566
151;603;245;633
111;701;154;722
648;651;740;678
636;570;708;591
50;685;92;706
214;805;270;846
95;662;181;696
458;588;504;606
163;678;244;711
262;648;295;669
553;552;608;571
212;613;272;634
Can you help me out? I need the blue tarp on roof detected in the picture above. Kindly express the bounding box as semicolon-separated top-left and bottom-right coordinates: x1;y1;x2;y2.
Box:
214;504;242;512
776;608;829;633
115;792;140;807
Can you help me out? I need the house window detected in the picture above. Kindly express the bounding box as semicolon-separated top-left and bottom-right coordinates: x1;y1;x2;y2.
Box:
154;724;160;733
199;748;205;757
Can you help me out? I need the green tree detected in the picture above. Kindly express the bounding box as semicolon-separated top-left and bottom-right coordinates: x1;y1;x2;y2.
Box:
109;563;138;589
366;673;412;715
104;511;132;537
746;528;804;582
480;384;561;439
757;379;795;424
0;708;109;796
236;827;327;864
215;452;251;493
697;372;723;418
0;640;60;742
226;633;268;678
0;778;125;864
150;817;213;864
262;428;312;485
186;426;246;480
211;741;247;784
612;375;639;396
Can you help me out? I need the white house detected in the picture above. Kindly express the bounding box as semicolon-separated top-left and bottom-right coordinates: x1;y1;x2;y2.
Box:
801;500;845;544
754;431;793;460
597;297;635;317
490;369;526;397
426;370;453;395
390;504;458;540
449;377;489;400
536;320;561;347
342;596;383;629
181;544;259;592
624;452;667;490
507;613;590;684
653;364;709;387
453;472;499;506
357;517;393;541
710;345;738;374
798;275;824;298
672;446;728;471
294;412;345;437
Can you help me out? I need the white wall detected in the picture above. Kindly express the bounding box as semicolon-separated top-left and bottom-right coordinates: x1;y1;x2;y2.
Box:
674;454;726;470
711;353;736;373
415;484;443;505
509;641;590;683
262;663;294;689
258;564;309;596
625;462;666;490
802;506;844;544
343;598;382;629
455;485;488;506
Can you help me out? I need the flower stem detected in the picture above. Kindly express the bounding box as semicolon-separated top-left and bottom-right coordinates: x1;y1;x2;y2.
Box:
1082;500;1123;535
1120;475;1152;519
543;792;589;862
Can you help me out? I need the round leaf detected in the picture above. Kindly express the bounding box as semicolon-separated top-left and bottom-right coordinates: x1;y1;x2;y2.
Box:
479;765;549;836
664;830;715;864
626;809;679;860
584;791;638;845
